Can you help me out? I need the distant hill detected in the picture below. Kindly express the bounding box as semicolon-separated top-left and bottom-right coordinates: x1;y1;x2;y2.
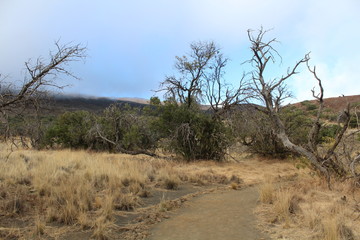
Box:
41;94;360;117
118;97;149;105
294;94;360;113
46;95;149;115
322;95;360;112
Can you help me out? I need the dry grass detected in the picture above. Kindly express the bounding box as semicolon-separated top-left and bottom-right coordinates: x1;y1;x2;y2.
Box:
33;215;45;236
92;216;112;240
175;156;299;186
259;177;275;204
273;188;294;226
0;227;21;240
77;211;93;230
322;217;339;240
0;142;305;239
256;172;360;240
0;142;184;238
156;166;180;190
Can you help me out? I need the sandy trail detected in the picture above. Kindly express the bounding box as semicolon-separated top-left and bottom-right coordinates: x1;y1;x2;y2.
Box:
147;186;269;240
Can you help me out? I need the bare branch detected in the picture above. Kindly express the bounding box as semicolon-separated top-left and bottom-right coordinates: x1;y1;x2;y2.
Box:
159;41;221;108
307;63;324;154
325;104;351;160
93;122;157;157
0;42;86;110
0;41;86;145
350;154;360;177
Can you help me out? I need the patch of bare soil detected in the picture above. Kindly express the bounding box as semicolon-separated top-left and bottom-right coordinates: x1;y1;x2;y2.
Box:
147;186;269;240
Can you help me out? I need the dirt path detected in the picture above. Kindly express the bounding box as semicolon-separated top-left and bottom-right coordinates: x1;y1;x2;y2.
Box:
147;186;269;240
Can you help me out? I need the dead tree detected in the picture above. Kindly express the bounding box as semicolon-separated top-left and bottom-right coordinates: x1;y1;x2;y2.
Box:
159;41;249;117
159;41;220;107
205;53;250;117
0;41;86;145
246;28;351;188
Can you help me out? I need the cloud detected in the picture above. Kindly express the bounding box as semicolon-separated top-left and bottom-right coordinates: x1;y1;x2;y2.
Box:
288;0;360;100
0;0;359;100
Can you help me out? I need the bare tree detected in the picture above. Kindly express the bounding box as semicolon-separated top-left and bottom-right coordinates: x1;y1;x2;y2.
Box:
0;41;86;144
159;41;221;107
205;54;250;117
246;28;353;187
159;41;249;117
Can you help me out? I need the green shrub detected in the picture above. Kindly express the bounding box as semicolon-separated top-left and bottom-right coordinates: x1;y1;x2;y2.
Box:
301;100;318;111
281;107;312;145
349;115;359;128
319;124;341;142
231;106;312;157
322;113;338;122
91;104;158;152
43;105;158;153
44;111;94;149
155;102;231;161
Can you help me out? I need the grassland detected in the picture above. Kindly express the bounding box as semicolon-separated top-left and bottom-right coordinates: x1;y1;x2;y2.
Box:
257;171;360;239
0;141;293;239
0;141;359;239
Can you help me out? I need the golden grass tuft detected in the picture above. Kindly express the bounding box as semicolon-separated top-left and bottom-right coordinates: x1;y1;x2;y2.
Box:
100;194;114;221
77;211;93;230
34;216;45;236
92;216;112;240
256;171;360;240
259;180;275;204
156;166;180;190
322;217;339;240
321;216;355;240
304;206;322;231
113;192;140;211
273;188;293;225
33;216;46;236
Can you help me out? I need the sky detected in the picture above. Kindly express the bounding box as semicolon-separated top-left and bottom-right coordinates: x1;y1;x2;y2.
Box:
0;0;359;103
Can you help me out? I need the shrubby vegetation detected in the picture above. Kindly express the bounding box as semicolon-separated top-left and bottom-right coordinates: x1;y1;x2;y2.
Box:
45;111;94;149
41;104;158;154
230;106;313;157
36;95;349;161
154;101;231;160
37;98;231;161
301;100;318;111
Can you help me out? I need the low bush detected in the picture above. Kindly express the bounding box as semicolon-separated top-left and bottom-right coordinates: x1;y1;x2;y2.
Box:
301;100;318;111
42;104;158;153
154;102;231;161
231;106;312;157
319;124;342;142
44;110;94;149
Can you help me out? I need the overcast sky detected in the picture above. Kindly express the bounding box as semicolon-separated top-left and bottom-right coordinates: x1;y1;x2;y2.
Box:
1;0;359;102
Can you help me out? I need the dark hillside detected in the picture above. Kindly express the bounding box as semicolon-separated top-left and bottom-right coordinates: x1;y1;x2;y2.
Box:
28;94;360;118
50;96;147;114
